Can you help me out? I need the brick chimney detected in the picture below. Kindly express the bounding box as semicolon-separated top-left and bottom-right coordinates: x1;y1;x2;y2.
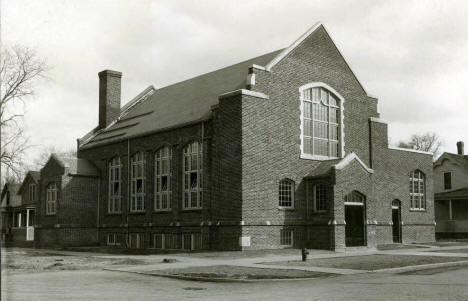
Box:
98;70;122;129
457;141;464;155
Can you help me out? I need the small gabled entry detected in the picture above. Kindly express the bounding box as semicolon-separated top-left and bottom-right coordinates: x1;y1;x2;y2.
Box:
344;191;366;247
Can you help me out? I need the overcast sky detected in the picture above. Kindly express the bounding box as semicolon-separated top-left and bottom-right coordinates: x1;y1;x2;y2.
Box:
3;0;468;164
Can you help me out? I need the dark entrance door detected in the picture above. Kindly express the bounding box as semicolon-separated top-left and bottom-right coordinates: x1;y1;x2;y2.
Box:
345;204;365;247
392;200;401;243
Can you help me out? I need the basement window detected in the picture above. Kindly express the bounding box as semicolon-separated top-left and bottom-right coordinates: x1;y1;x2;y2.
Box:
280;229;293;246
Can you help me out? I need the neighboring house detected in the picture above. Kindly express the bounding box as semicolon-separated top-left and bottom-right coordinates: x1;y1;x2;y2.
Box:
66;22;437;251
434;141;468;238
12;171;40;245
35;154;100;248
0;182;22;244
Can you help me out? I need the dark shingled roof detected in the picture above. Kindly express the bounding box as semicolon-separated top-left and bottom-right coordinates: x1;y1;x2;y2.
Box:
80;49;283;149
435;187;468;200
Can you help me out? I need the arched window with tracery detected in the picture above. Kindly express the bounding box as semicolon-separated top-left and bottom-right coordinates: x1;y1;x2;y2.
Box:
300;84;343;159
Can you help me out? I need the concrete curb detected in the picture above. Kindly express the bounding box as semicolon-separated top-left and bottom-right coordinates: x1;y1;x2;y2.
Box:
103;268;339;283
373;259;468;274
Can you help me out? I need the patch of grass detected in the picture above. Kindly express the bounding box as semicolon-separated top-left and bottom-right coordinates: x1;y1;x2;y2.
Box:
263;254;467;270
428;248;468;253
377;244;428;250
155;265;335;280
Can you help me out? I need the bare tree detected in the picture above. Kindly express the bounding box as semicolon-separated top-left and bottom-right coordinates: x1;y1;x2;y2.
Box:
0;46;48;181
398;132;443;158
32;145;77;170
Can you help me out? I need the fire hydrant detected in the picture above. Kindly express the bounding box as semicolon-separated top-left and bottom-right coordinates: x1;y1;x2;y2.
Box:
301;248;309;262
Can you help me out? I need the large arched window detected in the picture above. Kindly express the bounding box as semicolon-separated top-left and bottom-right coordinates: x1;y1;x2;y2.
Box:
46;183;57;215
410;170;425;210
108;157;121;213
183;141;203;209
130;151;145;212
278;179;295;208
155;146;172;211
300;84;343;159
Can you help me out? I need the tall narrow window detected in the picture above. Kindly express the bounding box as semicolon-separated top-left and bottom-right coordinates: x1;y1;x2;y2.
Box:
108;157;122;213
444;172;452;190
130;152;145;212
301;85;341;159
279;179;294;208
29;184;36;202
155;146;172;211
183;141;203;209
314;184;330;211
410;170;425;210
46;183;57;215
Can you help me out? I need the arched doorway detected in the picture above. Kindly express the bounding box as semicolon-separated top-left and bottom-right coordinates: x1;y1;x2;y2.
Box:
392;200;402;243
344;191;366;247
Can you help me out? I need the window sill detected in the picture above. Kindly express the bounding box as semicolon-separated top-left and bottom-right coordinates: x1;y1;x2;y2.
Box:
300;153;340;161
278;206;295;210
410;209;426;212
181;208;203;212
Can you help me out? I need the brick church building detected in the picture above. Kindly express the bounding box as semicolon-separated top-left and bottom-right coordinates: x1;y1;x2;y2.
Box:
36;22;435;251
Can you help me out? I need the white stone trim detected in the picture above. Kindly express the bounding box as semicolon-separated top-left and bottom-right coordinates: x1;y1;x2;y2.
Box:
265;22;322;71
367;93;379;99
299;82;345;160
388;146;433;155
334;152;374;174
246;73;256;86
218;89;269;100
251;64;267;71
369;117;387;124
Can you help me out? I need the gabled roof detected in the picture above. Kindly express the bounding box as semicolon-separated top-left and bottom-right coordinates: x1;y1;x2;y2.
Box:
0;183;22;208
265;22;369;96
79;22;374;150
434;152;468;170
45;154;99;177
435;187;468;200
17;171;40;195
306;153;374;179
80;49;283;149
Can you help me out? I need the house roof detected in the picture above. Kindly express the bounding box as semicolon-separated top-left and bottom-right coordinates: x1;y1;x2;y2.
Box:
17;171;40;195
51;154;99;177
80;49;284;149
434;152;468;170
0;183;22;209
435;187;468;200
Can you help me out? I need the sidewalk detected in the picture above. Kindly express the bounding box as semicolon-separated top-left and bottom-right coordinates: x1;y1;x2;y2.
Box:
104;244;468;276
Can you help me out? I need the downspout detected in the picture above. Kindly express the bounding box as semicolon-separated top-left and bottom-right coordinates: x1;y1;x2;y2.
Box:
127;138;130;247
97;177;100;240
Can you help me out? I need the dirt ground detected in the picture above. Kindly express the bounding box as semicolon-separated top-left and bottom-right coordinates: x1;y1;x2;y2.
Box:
1;248;148;274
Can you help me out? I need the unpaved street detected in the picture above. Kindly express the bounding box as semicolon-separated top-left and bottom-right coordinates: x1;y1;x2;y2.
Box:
3;266;468;301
